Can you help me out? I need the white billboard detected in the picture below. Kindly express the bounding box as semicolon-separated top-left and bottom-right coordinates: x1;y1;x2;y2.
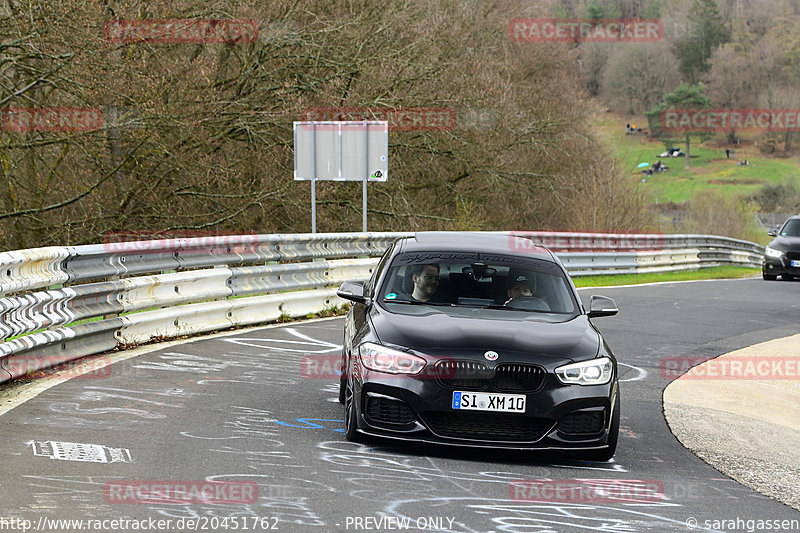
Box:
294;121;388;181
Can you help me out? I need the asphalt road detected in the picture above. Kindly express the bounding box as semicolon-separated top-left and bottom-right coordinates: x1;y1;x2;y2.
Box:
1;278;799;533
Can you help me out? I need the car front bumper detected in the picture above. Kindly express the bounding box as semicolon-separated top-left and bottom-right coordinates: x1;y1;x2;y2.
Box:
762;255;800;277
350;369;618;451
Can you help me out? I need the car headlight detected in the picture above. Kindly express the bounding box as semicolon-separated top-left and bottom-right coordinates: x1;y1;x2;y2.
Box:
555;357;613;385
765;247;784;258
359;342;426;375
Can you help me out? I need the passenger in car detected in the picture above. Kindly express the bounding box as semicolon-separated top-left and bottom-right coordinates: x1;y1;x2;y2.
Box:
505;272;534;304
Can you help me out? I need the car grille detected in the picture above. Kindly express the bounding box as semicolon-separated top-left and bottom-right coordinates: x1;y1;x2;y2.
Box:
423;411;554;442
435;360;546;391
494;364;547;392
436;360;492;388
786;252;800;261
557;411;605;435
366;397;416;425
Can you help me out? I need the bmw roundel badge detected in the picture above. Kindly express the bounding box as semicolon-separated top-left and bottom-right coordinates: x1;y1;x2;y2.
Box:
484;350;499;361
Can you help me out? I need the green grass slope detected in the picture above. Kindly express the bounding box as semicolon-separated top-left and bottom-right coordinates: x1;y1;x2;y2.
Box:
595;115;800;205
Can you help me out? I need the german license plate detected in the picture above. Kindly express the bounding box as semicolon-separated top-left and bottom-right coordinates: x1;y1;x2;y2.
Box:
792;260;800;267
452;391;525;413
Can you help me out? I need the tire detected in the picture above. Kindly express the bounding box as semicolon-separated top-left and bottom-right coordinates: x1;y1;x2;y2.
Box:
338;374;346;404
343;381;362;442
338;353;347;404
763;273;777;280
583;388;620;462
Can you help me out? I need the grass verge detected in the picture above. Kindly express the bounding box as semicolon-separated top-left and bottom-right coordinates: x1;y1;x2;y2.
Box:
594;115;799;204
573;265;759;287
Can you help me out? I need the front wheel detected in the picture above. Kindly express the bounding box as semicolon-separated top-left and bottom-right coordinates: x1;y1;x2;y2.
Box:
338;354;347;404
763;273;778;281
343;381;362;442
583;388;620;462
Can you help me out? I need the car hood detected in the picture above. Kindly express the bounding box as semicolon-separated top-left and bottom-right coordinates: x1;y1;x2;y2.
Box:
371;306;600;363
768;236;800;251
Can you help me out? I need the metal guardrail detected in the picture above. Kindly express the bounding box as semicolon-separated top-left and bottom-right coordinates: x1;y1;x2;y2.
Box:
0;231;763;384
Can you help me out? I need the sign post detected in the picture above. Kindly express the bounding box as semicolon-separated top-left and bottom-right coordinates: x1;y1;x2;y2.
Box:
293;121;388;233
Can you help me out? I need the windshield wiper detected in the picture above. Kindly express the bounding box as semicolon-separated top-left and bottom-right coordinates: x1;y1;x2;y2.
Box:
482;304;551;313
482;304;529;311
383;299;454;306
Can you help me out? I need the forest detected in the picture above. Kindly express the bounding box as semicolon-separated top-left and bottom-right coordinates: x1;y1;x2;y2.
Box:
0;0;797;249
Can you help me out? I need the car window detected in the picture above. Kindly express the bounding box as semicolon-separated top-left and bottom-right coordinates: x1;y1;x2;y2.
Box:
366;244;394;297
378;252;578;315
779;219;800;237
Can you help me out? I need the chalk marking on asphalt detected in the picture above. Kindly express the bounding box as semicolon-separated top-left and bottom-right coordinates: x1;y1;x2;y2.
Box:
618;362;648;382
0;317;343;417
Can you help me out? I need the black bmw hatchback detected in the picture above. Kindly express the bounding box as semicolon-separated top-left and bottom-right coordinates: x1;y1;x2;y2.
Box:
763;215;800;280
337;232;621;461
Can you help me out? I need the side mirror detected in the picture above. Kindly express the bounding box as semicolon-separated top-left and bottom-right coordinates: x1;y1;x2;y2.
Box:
768;229;777;237
337;280;369;304
587;295;618;318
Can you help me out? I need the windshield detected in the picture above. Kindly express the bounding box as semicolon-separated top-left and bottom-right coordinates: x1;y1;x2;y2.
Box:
378;252;578;315
779;219;800;237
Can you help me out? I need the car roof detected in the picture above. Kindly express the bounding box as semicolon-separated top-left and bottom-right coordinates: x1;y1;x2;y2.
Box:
396;232;555;262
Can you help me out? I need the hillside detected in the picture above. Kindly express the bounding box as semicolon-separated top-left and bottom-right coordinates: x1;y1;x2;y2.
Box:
595;114;800;205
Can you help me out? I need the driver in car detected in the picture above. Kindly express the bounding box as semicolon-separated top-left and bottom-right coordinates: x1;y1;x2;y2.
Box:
505;272;534;304
411;263;441;302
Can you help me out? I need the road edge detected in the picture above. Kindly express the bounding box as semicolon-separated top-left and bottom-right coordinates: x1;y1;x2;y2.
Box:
663;334;800;511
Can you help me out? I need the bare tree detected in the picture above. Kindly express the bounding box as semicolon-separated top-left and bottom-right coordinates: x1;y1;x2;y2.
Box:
705;44;756;143
579;43;611;97
602;43;680;115
0;0;658;250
